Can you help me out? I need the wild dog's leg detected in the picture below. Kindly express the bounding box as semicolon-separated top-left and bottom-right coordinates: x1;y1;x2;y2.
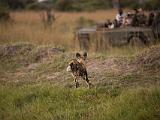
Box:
74;77;79;88
85;71;92;88
72;73;79;88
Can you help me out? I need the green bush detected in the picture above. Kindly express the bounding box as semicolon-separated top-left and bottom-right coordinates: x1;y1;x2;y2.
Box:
144;0;160;10
52;0;112;11
0;6;10;21
120;0;160;10
54;0;74;11
1;0;160;11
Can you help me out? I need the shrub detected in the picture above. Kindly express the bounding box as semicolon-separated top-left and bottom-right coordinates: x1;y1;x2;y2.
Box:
0;6;10;22
54;0;74;11
144;0;160;10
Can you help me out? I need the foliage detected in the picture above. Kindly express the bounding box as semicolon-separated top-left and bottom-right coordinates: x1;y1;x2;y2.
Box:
0;0;35;10
52;0;160;11
0;0;160;11
0;0;23;9
120;0;160;10
0;3;10;21
144;0;160;10
52;0;112;11
54;0;74;11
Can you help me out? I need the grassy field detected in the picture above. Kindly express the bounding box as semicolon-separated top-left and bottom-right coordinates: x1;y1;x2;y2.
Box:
0;10;160;120
0;85;160;120
0;43;159;120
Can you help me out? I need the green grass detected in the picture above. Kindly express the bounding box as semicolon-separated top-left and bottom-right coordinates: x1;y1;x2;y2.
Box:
0;85;160;120
35;54;68;74
0;43;160;120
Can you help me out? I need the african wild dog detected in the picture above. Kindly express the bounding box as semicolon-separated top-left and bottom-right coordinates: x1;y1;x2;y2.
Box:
66;52;91;88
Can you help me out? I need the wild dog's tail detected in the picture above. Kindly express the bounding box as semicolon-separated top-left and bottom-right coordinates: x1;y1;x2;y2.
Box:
66;66;71;72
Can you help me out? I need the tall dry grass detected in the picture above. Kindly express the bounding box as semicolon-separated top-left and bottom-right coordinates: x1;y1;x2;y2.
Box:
0;10;118;50
0;9;146;54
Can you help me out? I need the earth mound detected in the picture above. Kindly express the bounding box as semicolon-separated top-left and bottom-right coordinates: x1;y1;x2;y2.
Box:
135;45;160;70
0;43;65;65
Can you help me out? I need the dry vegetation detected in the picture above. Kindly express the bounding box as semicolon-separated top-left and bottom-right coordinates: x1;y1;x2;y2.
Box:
0;43;160;120
0;9;160;120
0;9;123;50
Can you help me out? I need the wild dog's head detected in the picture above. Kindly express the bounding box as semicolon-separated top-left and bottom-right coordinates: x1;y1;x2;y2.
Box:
75;52;87;65
66;52;87;72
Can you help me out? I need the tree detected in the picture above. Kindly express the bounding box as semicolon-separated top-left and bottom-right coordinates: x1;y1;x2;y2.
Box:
55;0;74;11
0;1;10;21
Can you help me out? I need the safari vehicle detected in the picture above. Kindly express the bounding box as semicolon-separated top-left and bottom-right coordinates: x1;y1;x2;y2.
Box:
76;26;157;51
76;11;160;51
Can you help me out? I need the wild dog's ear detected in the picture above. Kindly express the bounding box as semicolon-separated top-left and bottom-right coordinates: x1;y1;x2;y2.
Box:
76;52;81;59
83;52;87;60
